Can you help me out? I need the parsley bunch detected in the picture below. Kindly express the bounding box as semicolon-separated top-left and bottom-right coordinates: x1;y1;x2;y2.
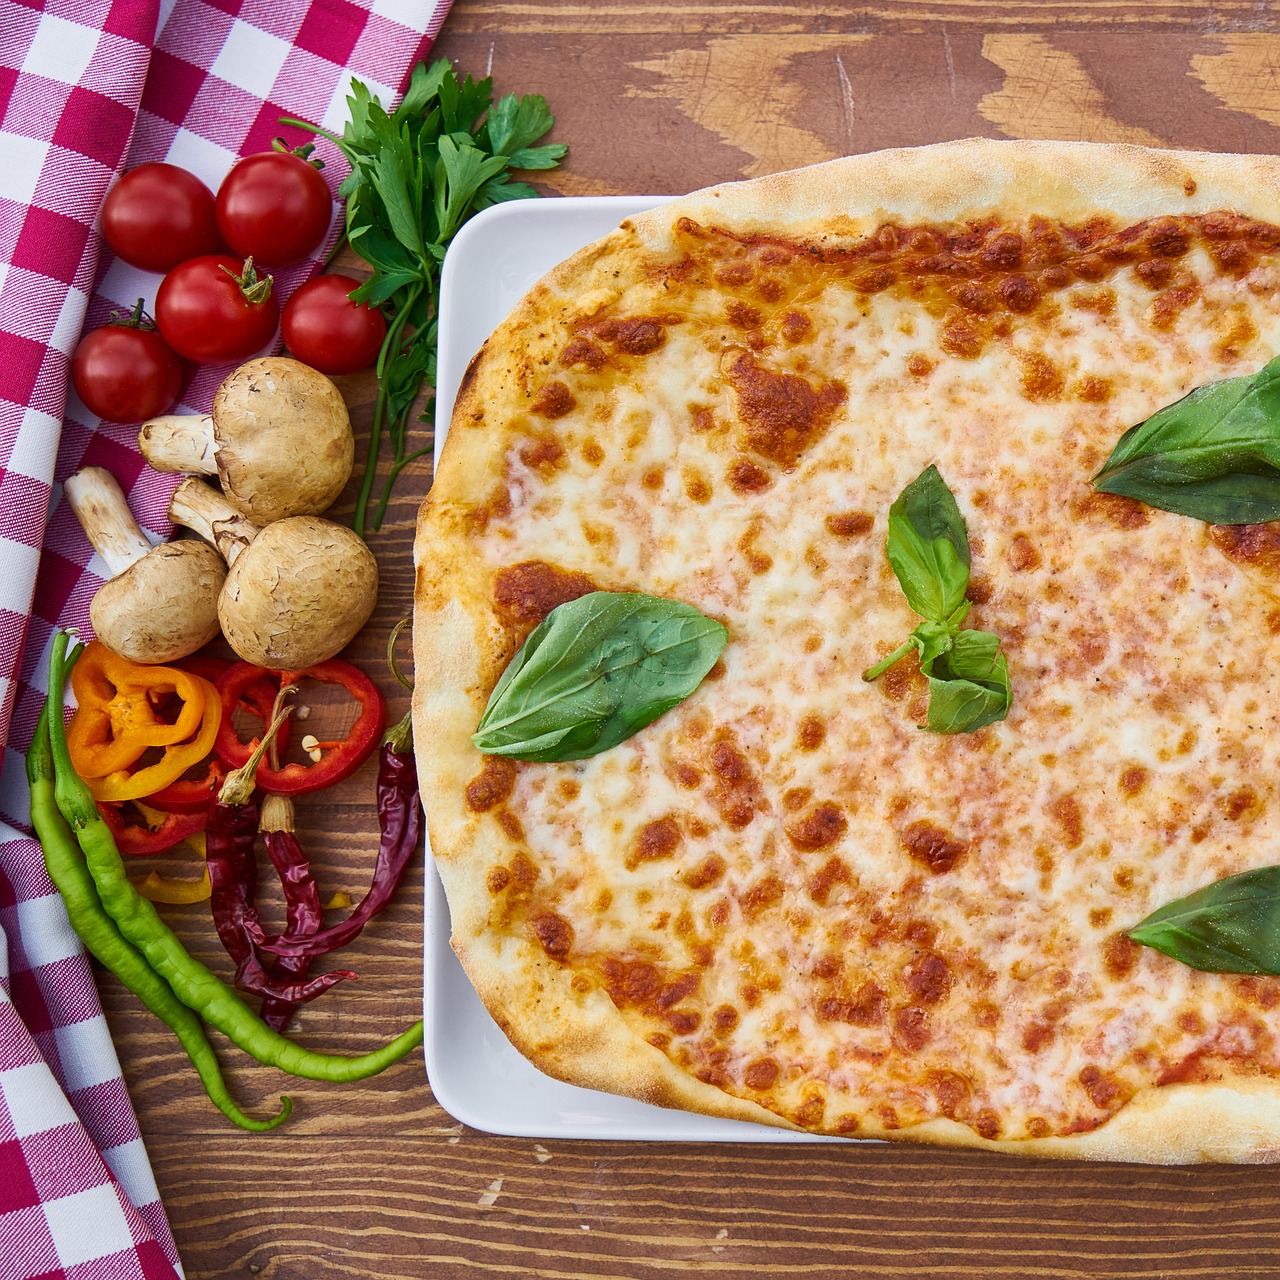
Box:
286;59;567;537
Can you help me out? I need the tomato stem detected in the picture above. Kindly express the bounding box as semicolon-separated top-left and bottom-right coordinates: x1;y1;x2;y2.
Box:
218;257;274;306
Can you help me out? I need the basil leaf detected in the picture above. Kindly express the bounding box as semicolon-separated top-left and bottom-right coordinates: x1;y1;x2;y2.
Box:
1127;867;1280;974
885;464;971;622
922;633;1010;733
472;592;728;762
1093;355;1280;524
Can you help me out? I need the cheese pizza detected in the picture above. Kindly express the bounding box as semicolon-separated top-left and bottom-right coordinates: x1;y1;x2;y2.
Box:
413;139;1280;1161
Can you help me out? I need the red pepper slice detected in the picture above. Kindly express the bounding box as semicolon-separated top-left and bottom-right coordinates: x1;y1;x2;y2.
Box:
214;659;385;795
97;799;208;856
145;756;229;814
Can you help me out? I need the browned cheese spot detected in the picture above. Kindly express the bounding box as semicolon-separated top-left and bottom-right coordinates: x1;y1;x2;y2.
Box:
786;802;849;852
591;315;671;355
683;854;726;890
825;510;874;538
726;299;763;329
493;560;597;627
497;810;524;842
1223;786;1262;822
530;911;574;961
807;856;852;906
1103;933;1142;979
728;459;772;494
781;310;812;343
743;1057;780;1090
1018;351;1064;402
485;866;511;894
940;315;985;359
903;952;953;1006
465;757;517;813
819;982;888;1027
974;1110;1001;1141
929;1070;972;1120
559;336;606;370
1135;258;1174;290
1149;283;1201;331
1075;375;1113;403
907;353;936;377
1009;533;1041;572
628;816;682;871
684;470;712;503
1071;490;1150;530
530;379;576;418
726;352;847;469
1211;521;1280;580
1048;795;1084;848
1080;1065;1131;1112
1119;765;1149;797
741;874;784;918
796;713;826;750
581;439;605;465
518;434;565;473
901;820;967;875
892;1005;930;1051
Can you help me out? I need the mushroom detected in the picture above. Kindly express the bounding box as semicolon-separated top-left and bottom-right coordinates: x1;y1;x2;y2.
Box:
138;357;354;524
63;466;225;663
169;477;377;669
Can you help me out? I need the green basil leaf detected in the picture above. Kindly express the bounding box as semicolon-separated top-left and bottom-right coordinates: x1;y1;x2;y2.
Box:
1093;355;1280;524
472;591;728;762
1127;867;1280;974
925;648;1010;734
885;464;972;622
910;619;954;670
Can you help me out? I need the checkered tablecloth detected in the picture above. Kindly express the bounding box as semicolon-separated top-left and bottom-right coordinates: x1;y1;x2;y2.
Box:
0;0;451;1275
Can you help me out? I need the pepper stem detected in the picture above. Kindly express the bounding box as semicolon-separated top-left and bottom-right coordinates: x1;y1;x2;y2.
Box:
384;617;414;754
219;685;297;807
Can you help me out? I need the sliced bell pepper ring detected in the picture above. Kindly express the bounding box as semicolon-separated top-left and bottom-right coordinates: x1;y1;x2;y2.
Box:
214;659;385;795
66;642;210;778
98;798;207;856
86;683;221;802
144;756;228;814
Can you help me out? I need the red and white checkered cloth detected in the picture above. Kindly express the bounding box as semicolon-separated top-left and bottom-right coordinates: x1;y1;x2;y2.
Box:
0;0;451;1276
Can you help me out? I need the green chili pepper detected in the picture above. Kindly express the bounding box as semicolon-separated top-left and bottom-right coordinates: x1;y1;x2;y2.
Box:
44;630;424;1083
27;681;291;1132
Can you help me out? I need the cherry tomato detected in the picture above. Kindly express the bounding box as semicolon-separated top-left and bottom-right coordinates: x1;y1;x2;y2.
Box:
102;163;221;273
71;305;183;423
155;255;279;363
215;145;333;267
281;274;387;375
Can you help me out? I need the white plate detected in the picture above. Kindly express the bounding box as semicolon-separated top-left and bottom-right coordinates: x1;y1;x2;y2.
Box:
425;197;846;1141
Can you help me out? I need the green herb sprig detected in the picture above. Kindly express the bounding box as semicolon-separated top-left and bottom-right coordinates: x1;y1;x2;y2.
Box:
862;465;1012;734
285;59;567;538
1127;866;1280;974
1092;354;1280;525
473;592;728;762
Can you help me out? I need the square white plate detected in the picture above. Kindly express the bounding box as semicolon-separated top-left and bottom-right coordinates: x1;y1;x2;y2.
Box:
425;197;846;1141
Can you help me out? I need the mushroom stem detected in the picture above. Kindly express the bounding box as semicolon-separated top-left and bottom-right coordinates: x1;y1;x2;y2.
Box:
138;415;219;475
63;467;154;576
169;478;259;567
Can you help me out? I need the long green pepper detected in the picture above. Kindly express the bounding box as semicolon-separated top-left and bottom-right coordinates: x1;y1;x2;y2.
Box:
27;688;290;1131
45;630;424;1083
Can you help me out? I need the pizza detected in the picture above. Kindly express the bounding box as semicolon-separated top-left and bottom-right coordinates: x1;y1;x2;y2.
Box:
412;139;1280;1161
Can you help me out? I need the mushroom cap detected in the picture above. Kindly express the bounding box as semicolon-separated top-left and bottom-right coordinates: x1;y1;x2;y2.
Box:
90;540;226;663
218;516;378;669
213;357;354;524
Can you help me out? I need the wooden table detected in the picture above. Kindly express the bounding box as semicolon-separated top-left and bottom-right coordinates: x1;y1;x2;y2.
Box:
106;2;1280;1275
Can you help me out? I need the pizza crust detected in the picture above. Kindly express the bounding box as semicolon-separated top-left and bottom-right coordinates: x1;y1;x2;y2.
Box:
415;139;1280;1161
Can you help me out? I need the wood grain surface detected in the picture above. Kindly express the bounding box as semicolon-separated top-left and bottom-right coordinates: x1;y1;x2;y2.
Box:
104;3;1280;1277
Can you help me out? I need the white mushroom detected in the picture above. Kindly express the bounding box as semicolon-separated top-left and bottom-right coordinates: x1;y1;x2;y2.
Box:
169;478;377;669
138;357;354;524
63;467;225;664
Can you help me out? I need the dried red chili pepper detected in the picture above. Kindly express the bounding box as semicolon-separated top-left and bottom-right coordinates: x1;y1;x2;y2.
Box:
246;707;419;960
97;799;206;857
214;659;384;795
206;698;356;1005
256;795;323;1030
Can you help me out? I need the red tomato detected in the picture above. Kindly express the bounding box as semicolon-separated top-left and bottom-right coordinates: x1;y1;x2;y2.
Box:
102;163;221;273
155;255;279;363
71;316;183;423
215;147;333;267
281;275;387;375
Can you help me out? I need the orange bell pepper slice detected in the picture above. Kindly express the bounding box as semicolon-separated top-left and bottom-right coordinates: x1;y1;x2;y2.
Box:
66;642;210;778
86;692;221;802
133;831;211;904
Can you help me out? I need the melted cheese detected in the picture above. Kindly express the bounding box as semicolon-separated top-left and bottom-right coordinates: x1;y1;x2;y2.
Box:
463;214;1280;1139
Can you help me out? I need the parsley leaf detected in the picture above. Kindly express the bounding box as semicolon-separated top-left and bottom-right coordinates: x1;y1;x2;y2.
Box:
282;58;566;537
